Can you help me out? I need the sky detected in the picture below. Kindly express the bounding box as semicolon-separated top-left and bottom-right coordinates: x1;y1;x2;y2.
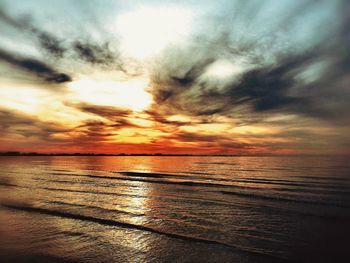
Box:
0;0;349;155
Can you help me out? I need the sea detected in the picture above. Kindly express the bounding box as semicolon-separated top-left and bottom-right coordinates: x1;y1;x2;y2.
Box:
0;156;349;263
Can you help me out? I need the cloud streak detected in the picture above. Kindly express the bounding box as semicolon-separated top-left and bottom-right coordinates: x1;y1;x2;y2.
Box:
0;49;72;83
0;6;126;76
0;7;66;58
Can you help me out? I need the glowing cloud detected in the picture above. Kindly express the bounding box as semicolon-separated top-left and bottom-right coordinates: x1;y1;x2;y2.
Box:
205;59;246;80
68;78;152;112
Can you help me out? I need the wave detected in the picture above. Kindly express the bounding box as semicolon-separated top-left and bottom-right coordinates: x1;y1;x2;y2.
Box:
119;171;169;178
43;171;350;201
49;171;245;189
0;203;288;262
275;186;350;196
111;172;348;191
237;177;348;189
48;200;145;217
48;170;334;193
293;175;350;182
4;174;350;209
0;182;248;209
2;180;347;221
0;181;17;187
194;162;238;166
219;190;350;208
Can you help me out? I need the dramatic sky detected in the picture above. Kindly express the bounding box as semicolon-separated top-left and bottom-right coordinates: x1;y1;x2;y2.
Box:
0;0;349;155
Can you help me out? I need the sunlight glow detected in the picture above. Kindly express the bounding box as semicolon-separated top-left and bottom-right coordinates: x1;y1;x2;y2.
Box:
68;78;152;112
0;86;45;113
116;7;193;59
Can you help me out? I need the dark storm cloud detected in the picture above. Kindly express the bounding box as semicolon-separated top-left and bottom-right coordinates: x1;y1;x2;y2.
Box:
151;50;322;120
225;52;315;111
169;58;215;88
0;49;72;83
74;103;132;118
36;32;66;58
0;109;123;146
0;109;71;139
75;120;116;139
0;7;126;73
0;109;35;131
72;41;121;67
0;109;120;152
162;131;259;152
0;7;66;58
166;131;227;143
71;103;139;129
0;6;23;28
149;1;350;124
74;41;111;64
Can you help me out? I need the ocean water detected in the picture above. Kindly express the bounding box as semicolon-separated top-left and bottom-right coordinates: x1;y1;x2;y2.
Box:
0;156;349;263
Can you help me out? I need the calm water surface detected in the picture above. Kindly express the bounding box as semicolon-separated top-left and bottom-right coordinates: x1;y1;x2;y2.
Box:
0;156;349;262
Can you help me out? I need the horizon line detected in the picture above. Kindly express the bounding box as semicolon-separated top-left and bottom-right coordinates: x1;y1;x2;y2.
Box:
0;151;348;157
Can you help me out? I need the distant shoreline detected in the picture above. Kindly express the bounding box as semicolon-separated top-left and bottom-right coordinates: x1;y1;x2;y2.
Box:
0;152;345;157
